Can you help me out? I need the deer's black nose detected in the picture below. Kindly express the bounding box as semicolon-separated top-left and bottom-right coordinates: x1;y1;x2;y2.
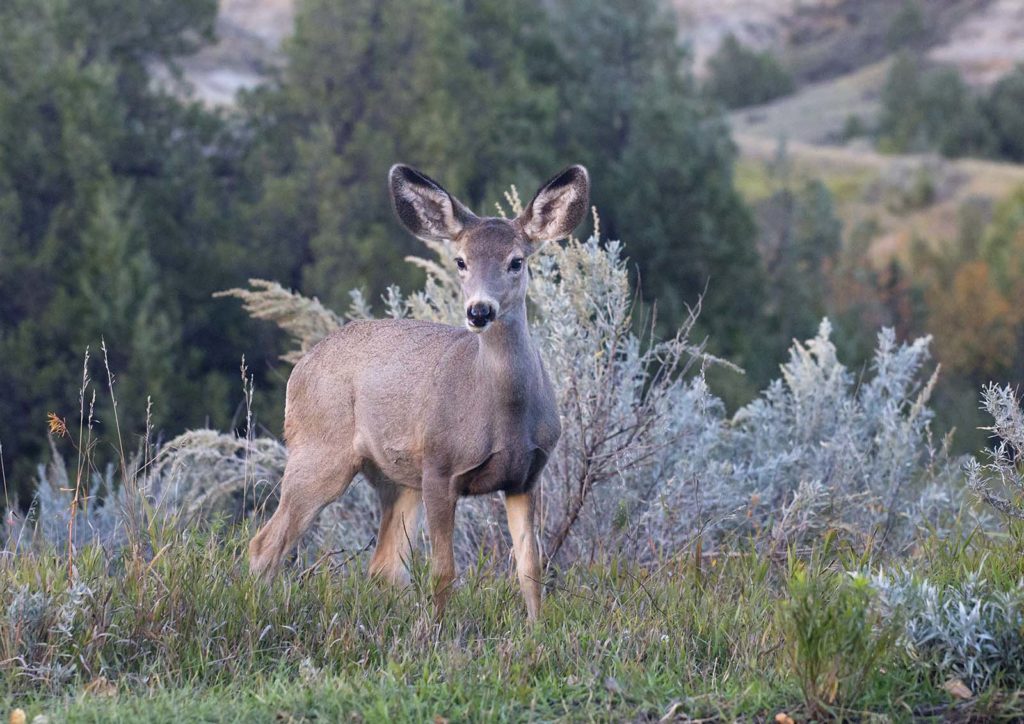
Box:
466;301;495;328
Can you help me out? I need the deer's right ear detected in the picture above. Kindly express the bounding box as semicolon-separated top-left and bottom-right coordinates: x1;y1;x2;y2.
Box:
389;164;475;242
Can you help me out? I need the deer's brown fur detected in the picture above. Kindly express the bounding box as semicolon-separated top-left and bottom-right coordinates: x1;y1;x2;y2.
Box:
249;164;590;620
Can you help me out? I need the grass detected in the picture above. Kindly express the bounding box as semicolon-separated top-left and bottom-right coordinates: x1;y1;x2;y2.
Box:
733;133;1024;271
4;521;1023;722
2;344;1023;721
733;151;880;209
0;526;786;720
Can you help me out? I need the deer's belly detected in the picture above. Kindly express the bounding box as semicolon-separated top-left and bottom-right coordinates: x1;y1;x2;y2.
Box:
455;447;549;497
354;433;424;487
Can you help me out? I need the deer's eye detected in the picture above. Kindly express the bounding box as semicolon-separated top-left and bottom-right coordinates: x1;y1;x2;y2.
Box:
508;258;524;273
455;257;466;271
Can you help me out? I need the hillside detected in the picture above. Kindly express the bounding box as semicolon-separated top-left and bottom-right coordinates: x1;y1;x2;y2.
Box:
929;0;1024;85
720;0;1024;265
675;0;992;82
174;0;293;105
170;0;1024;272
180;0;1023;106
733;133;1024;263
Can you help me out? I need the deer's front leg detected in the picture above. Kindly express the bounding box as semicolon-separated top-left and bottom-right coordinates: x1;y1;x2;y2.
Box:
423;485;457;620
505;490;542;621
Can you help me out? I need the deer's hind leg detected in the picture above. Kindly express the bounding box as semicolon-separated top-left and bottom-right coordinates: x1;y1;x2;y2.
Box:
367;472;422;585
249;444;359;580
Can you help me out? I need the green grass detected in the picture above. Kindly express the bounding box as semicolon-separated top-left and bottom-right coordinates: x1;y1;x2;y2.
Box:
734;155;878;208
1;524;1022;722
733;157;775;202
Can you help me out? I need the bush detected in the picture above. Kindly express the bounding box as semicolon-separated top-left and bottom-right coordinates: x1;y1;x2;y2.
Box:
966;384;1024;522
227;210;729;565
841;114;866;141
703;34;794;110
225;220;963;561
9;214;967;569
871;568;1024;691
885;0;926;51
783;554;897;716
705;321;960;552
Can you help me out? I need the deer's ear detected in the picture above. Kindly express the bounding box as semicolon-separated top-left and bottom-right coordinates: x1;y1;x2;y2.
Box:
517;165;590;249
389;165;475;242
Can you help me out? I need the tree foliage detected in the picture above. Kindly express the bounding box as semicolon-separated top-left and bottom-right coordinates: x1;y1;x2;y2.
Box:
547;1;765;368
877;54;1024;162
2;0;770;500
754;164;842;352
0;0;271;496
704;34;795;110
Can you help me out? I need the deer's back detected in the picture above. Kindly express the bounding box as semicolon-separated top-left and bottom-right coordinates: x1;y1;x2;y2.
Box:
286;317;471;421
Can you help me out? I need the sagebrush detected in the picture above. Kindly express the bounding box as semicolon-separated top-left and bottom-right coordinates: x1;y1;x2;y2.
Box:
2;219;1023;718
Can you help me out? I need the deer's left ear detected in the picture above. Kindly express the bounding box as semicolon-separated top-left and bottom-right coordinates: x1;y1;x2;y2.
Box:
516;165;590;250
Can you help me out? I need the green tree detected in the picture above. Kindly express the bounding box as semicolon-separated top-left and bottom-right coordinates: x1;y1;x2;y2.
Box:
757;178;842;348
548;0;768;375
242;0;558;312
885;0;926;51
704;34;795;110
72;182;179;419
878;53;998;158
0;0;263;498
986;65;1024;162
878;53;927;152
241;0;767;377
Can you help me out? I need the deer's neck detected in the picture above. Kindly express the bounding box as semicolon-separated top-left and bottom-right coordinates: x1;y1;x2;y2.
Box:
475;302;542;404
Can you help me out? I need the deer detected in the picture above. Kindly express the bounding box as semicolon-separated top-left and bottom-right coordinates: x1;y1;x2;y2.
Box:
248;163;590;620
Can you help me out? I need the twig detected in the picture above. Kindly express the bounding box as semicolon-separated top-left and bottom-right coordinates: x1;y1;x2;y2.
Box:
298;538;375;581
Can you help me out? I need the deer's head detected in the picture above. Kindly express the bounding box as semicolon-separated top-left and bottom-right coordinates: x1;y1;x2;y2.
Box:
389;164;590;333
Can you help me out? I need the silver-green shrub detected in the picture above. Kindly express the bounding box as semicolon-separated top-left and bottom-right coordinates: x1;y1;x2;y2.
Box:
13;431;381;562
707;321;961;552
966;384;1024;522
870;569;1024;690
221;224;963;561
14;222;966;565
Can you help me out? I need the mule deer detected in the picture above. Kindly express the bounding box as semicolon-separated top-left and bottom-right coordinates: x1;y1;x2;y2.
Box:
249;163;590;620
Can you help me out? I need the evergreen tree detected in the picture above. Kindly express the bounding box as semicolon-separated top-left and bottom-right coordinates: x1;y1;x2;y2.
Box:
243;0;559;312
986;65;1024;163
242;0;458;311
757;177;842;349
72;181;179;420
704;34;794;110
547;0;768;372
0;0;258;497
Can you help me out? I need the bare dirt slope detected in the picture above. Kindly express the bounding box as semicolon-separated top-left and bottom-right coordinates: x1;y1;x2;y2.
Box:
176;0;294;105
182;0;1024;105
673;0;800;74
676;0;992;82
928;0;1024;85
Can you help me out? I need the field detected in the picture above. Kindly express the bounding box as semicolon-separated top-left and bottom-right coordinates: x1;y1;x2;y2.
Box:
4;228;1024;722
4;520;1024;722
7;1;1024;720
